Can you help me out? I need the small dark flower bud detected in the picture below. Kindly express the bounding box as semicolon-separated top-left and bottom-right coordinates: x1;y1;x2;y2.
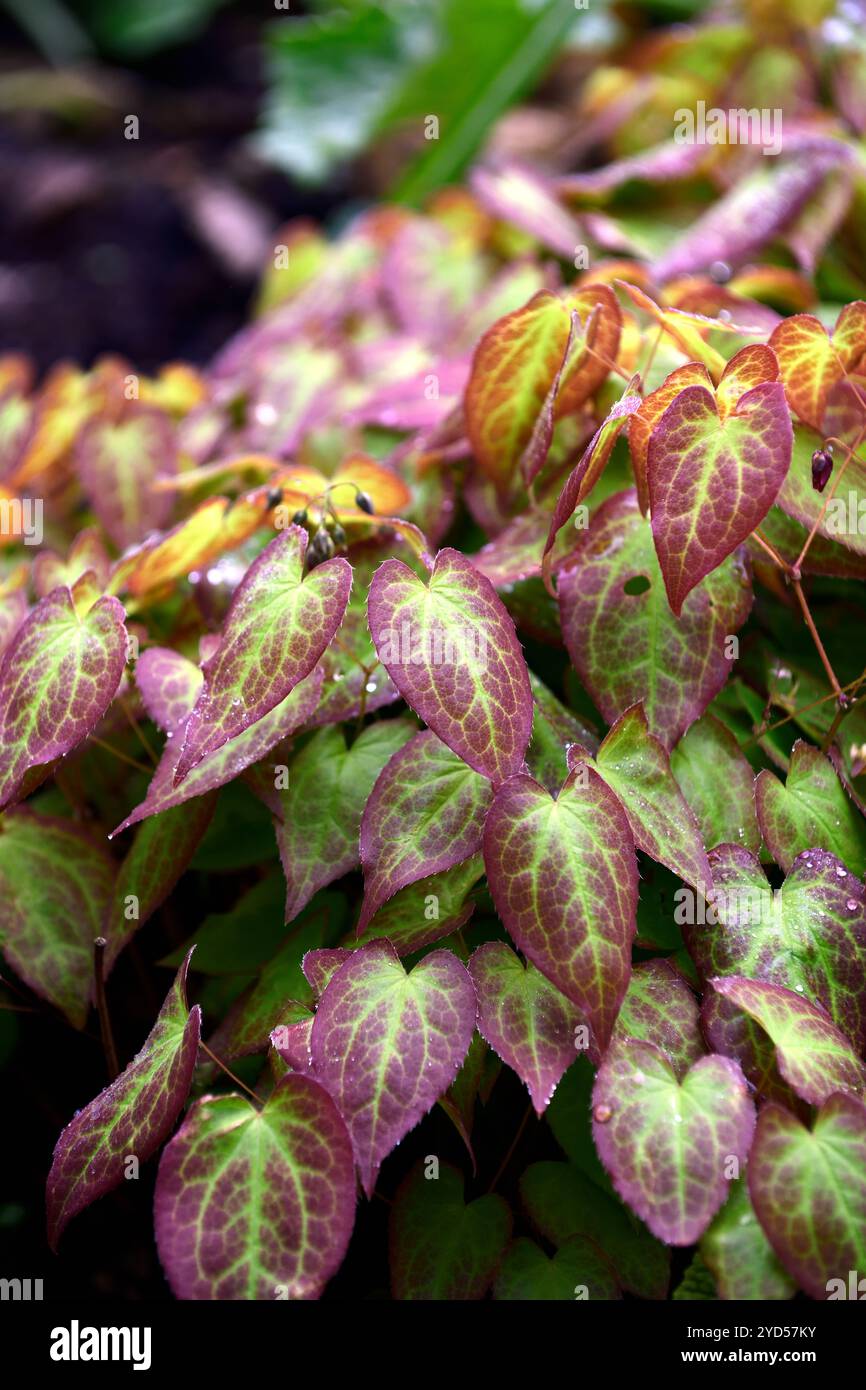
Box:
265;487;283;509
356;491;374;514
811;449;833;493
291;509;309;527
306;528;335;569
331;523;347;548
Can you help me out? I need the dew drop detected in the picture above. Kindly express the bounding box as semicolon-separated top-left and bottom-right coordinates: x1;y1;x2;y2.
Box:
593;1104;613;1124
835;866;847;878
673;1113;683;1125
846;899;858;911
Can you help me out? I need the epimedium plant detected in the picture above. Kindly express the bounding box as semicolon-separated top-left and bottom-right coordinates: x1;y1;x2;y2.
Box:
4;12;866;1300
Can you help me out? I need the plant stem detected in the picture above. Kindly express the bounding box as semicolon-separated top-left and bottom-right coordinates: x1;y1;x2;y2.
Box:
487;1102;533;1193
199;1040;262;1105
93;937;119;1081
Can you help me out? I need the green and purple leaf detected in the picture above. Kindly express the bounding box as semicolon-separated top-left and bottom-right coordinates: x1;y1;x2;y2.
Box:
612;959;705;1077
591;1041;755;1245
0;586;127;811
710;976;866;1105
46;953;200;1248
671;713;761;853
749;1093;866;1301
309;940;476;1196
77;405;177;550
591;703;712;891
154;1073;356;1299
357;730;492;934
647;349;792;615
700;1178;796;1302
113;667;323;834
469;942;584;1115
0;810;115;1027
755;739;866;877
367;547;532;784
174;527;351;783
688;845;866;1050
483;766;637;1056
558;490;752;748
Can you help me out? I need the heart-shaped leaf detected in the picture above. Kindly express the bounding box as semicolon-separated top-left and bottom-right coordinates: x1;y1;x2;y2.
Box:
612;959;705;1076
367;547;532;784
483;766;637;1055
591;1040;756;1245
591;703;712;891
700;1178;796;1302
174;527;351;783
0;810;115;1027
671;713;761;853
688;845;866;1050
769;301;866;430
309;940;476;1196
357;730;492;934
275;719;415;925
494;1236;620;1300
113;668;323;834
469;942;584;1115
748;1093;866;1300
519;1160;670;1299
0;587;127;810
77;405;177;550
710;976;866;1104
117;492;267;597
46;953;200;1248
756;739;866;877
389;1160;511;1300
558;489;752;748
154;1073;356;1299
647;351;792;614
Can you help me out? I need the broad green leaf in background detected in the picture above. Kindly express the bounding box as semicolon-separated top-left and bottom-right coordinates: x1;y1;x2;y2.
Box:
519;1160;669;1299
755;739;866;877
353;854;483;955
494;1235;620;1301
357;730;491;934
46;953;200;1248
671;712;761;852
103;796;217;975
389;1160;511;1300
275;718;416;925
155;1073;356;1299
700;1178;796;1302
0;811;115;1027
591;1040;755;1245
